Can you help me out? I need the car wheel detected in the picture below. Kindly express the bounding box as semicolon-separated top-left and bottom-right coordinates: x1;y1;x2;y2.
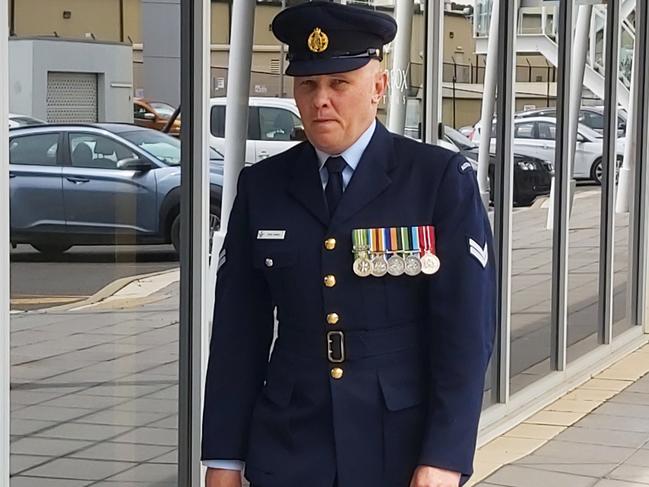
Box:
171;207;222;254
31;243;72;257
591;157;623;185
591;158;603;185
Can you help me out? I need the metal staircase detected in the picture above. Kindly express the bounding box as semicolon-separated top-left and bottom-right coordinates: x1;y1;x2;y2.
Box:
474;0;636;109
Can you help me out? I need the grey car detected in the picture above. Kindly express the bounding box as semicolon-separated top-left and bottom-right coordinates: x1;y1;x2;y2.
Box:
9;124;223;256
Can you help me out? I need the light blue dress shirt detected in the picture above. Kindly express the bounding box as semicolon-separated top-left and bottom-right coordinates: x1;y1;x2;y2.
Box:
202;120;377;472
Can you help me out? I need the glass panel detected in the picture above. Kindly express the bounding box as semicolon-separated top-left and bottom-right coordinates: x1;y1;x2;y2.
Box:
9;0;180;485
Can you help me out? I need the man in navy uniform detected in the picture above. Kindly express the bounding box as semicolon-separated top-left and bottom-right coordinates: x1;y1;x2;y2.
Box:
202;2;495;487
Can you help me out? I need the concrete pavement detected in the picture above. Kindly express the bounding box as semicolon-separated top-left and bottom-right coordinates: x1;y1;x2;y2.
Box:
472;344;649;487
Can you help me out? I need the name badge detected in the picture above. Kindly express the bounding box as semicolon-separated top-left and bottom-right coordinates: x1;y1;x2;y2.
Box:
257;230;286;240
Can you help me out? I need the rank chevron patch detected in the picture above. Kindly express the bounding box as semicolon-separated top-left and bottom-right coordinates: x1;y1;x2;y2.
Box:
468;238;488;268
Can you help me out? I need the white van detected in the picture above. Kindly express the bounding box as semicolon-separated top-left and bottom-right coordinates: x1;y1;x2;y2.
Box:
210;97;305;164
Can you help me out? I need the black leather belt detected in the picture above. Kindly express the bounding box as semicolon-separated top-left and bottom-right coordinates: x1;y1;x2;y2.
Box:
277;325;421;362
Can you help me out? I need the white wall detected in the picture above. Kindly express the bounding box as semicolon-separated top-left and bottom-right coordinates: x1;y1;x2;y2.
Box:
9;38;133;122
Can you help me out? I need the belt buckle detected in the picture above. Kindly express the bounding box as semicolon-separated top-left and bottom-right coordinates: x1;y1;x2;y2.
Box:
327;330;345;363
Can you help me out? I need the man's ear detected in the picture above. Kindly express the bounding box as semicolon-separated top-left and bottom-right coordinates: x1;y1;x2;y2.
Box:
372;70;388;104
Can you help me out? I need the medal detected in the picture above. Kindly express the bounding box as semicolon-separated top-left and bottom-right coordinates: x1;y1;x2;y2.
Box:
352;229;371;277
386;227;405;276
420;225;440;275
370;228;388;277
404;226;422;276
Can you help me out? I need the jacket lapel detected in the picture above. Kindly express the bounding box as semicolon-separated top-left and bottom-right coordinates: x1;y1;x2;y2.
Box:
331;122;395;227
287;143;330;227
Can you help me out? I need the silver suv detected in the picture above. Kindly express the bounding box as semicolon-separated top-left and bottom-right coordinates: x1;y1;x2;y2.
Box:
9;124;223;255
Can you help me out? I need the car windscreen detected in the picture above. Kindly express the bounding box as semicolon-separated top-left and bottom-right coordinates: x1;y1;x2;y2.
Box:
445;126;477;150
10;116;45;127
121;130;220;165
149;102;176;119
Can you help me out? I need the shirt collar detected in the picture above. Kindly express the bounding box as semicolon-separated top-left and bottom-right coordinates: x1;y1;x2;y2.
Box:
314;119;377;171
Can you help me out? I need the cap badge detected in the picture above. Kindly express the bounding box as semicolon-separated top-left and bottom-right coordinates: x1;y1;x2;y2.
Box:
307;27;329;53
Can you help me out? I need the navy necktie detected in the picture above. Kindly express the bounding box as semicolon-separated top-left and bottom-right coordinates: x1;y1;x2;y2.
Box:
325;156;346;217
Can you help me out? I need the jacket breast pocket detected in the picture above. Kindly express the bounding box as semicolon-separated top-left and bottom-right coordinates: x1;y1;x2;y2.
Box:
253;247;297;306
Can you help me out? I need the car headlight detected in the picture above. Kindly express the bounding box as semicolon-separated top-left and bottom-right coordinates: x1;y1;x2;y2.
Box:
517;160;537;171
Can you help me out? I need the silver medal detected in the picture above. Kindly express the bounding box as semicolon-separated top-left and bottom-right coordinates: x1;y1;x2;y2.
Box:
420;251;440;275
353;256;372;277
371;254;388;277
387;254;405;276
404;253;422;276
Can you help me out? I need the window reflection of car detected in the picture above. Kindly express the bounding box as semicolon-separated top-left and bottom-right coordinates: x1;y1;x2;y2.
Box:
9;113;46;129
471;116;624;185
133;98;181;136
444;126;552;206
9;124;222;256
210;97;306;164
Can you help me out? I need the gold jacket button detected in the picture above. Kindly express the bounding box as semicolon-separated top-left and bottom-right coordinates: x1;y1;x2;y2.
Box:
331;367;344;380
324;275;336;287
326;313;339;325
324;238;337;250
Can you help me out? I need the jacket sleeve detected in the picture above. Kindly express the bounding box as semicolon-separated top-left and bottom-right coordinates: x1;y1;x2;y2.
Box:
418;153;496;482
201;168;275;461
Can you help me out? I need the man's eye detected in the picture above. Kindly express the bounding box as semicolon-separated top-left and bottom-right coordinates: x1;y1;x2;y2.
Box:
332;79;347;87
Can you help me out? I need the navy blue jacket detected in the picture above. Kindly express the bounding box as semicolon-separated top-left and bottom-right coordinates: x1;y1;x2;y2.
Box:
202;122;496;487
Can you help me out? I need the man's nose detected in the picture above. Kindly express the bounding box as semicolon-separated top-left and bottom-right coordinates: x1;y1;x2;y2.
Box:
312;86;330;109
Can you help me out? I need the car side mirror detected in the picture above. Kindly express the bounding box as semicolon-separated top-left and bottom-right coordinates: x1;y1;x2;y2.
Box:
291;127;307;141
144;112;156;121
577;133;586;143
117;157;152;171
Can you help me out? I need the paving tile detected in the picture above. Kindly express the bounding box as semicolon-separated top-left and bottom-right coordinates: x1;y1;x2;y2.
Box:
148;449;177;464
547;398;602;413
68;442;175;463
514;454;616;478
103;462;177;483
21;457;136;481
10;454;50;475
505;423;566;440
530;440;636;463
109;427;178;446
576;413;649;433
10;419;57;436
41;394;130;410
626;449;649;467
11;405;94;422
91;483;176;487
594;402;649;419
9;475;91;486
33;422;132;442
607;464;649;484
552;426;648;449
73;409;168;427
10;437;92;457
609;391;649;406
593;480;649;487
562;389;619;402
483;464;598;487
147;415;177;430
581;379;633;392
112;398;178;414
526;410;587;426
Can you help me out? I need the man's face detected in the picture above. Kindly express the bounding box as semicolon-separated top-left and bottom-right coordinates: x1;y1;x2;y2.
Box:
293;60;387;155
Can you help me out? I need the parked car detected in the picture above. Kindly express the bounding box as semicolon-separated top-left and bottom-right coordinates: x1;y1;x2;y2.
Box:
444;126;552;206
469;116;624;184
9;124;222;256
210;97;306;164
516;106;627;136
133;98;181;136
467;106;627;143
9;113;45;128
